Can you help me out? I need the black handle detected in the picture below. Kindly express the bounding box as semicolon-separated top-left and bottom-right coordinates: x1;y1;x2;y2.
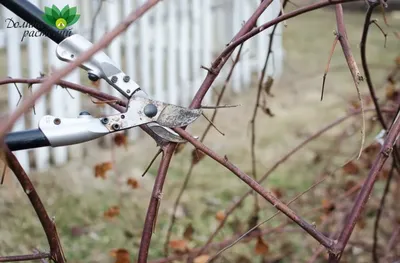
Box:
5;129;50;151
0;0;69;44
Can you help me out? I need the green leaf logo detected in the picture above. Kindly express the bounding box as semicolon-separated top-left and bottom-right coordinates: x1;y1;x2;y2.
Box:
42;5;80;30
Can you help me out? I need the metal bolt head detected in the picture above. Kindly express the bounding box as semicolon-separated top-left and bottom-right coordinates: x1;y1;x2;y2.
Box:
143;104;158;118
111;76;118;83
101;118;109;124
112;123;120;130
88;73;99;82
126;89;131;94
54;118;61;125
79;111;91;116
123;76;130;82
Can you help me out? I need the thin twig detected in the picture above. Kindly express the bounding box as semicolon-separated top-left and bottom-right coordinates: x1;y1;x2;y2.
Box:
329;110;400;261
335;3;365;159
2;147;65;262
197;107;395;253
321;34;339;101
163;44;244;257
372;161;396;263
0;253;51;262
174;126;333;250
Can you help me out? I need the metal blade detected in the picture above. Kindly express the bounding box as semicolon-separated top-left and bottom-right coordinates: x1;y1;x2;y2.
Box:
146;124;187;143
156;105;202;128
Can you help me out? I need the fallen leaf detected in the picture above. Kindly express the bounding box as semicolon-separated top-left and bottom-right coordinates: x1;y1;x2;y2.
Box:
356;218;366;230
235;255;251;263
255;236;269;255
263;76;274;96
110;248;130;263
104;206;120;220
192;149;206;165
174;143;186;155
271;188;283;199
193;255;210;263
91;79;100;88
321;199;335;214
386;83;397;100
215;210;226;222
127;178;139;189
183;223;194;240
168;239;189;254
114;133;128;149
95;162;113;179
342;161;359;175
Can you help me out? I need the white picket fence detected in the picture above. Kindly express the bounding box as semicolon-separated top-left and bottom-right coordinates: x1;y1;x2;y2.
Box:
0;0;284;172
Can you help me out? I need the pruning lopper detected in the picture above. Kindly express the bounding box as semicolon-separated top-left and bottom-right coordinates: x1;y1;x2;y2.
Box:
2;0;201;151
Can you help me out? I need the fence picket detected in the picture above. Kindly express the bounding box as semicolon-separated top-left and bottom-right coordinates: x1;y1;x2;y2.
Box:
3;6;30;172
138;0;152;96
200;0;212;104
27;0;49;171
0;0;284;172
231;0;242;93
154;2;166;102
167;1;178;105
191;0;201;100
178;0;190;106
124;0;140;141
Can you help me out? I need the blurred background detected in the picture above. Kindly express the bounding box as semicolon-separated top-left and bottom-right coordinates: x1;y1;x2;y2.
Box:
1;0;400;262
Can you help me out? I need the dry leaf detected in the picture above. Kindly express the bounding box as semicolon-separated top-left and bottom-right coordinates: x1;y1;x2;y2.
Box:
194;255;210;263
168;239;189;254
110;248;130;263
386;83;397;100
321;199;335;214
95;162;113;179
174;143;186;155
183;223;194;240
91;79;100;88
271;188;283;199
215;210;226;222
342;161;359;175
255;236;269;255
192;149;206;165
127;178;139;189
104;206;120;219
263;76;274;96
235;255;252;263
114;133;128;149
356;218;366;230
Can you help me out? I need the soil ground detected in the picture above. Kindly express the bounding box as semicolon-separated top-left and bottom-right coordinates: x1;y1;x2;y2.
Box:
1;7;400;263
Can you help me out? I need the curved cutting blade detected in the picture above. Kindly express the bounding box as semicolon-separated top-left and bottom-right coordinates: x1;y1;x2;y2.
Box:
156;105;202;128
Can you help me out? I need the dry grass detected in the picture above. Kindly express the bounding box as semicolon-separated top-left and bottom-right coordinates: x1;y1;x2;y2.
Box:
0;8;400;263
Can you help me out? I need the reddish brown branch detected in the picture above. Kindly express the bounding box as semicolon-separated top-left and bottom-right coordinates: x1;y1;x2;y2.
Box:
173;126;333;250
0;78;127;110
141;0;274;261
335;3;365;159
138;146;175;263
2;147;65;262
196;108;394;253
189;0;274;109
330;111;400;261
210;0;360;77
0;253;50;262
163;44;244;257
